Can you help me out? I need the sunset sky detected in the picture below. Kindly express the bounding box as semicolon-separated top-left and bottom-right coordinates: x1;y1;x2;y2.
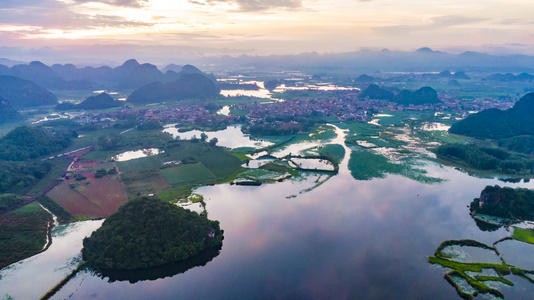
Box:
1;0;533;64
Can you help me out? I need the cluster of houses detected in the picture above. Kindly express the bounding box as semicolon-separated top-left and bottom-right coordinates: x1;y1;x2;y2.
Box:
69;89;518;131
74;104;236;127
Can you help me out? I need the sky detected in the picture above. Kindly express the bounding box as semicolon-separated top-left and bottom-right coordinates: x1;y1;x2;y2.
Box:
1;0;533;64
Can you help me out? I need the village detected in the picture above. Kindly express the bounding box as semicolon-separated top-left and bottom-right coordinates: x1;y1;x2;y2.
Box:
66;88;518;132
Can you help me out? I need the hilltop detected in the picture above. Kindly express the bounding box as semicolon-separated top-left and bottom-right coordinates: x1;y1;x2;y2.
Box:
360;84;440;105
127;73;220;104
57;92;124;110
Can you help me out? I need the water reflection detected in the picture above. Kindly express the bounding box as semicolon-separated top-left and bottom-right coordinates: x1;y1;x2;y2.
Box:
111;148;164;162
163;125;273;149
94;245;222;284
5;124;534;299
0;220;103;300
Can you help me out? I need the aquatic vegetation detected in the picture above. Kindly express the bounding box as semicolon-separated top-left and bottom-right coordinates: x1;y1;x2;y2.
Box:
512;227;534;244
348;149;442;183
429;238;534;299
317;144;345;165
238;168;292;182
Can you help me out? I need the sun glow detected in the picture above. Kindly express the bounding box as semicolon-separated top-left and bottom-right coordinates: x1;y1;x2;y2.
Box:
1;0;533;55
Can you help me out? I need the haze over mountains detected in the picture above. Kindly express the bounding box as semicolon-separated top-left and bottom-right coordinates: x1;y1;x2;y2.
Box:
1;47;533;115
0;76;58;108
2;47;534;74
212;48;534;73
0;60;221;117
0;59;217;92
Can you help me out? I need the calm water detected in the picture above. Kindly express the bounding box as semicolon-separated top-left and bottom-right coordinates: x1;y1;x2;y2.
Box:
0;220;104;299
164;125;273;149
2;127;534;299
111;148;164;162
220;81;359;99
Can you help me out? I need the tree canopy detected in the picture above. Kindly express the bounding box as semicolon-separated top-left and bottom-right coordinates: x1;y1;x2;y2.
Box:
82;196;224;270
470;185;534;221
449;92;534;139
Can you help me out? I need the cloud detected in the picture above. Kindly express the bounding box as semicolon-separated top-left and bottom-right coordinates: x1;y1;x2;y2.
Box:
374;15;489;36
72;0;149;8
192;0;302;12
500;19;534;25
430;15;489;28
0;0;151;31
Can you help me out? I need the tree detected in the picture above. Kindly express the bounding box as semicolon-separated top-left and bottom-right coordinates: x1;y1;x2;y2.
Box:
209;137;218;146
200;132;208;142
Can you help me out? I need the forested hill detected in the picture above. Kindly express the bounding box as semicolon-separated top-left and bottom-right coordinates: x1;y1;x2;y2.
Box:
470;185;534;221
360;84;394;100
127;73;220;104
449;92;534;139
57;92;124;110
394;86;440;105
0;125;73;161
0;76;58;108
82;196;224;270
360;84;440;105
0;125;75;194
0;97;23;124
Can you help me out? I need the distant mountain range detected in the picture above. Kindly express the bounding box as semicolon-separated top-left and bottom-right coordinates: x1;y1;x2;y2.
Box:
0;61;220;108
484;73;534;82
3;47;534;81
199;48;534;73
0;59;218;91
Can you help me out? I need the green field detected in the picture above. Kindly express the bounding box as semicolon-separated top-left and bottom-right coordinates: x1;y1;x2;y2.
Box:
28;157;71;196
100;136;245;199
162;163;216;186
0;202;51;269
116;154;164;172
513;227;534;244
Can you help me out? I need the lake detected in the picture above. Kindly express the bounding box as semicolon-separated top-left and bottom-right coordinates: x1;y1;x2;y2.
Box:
220;80;359;100
1;125;534;299
111;148;164;162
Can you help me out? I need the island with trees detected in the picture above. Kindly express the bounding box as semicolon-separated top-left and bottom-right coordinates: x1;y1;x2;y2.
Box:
82;196;224;270
470;185;534;222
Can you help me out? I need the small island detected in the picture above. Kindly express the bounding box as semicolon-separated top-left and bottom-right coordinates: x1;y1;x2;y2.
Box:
470;185;534;222
82;196;223;270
